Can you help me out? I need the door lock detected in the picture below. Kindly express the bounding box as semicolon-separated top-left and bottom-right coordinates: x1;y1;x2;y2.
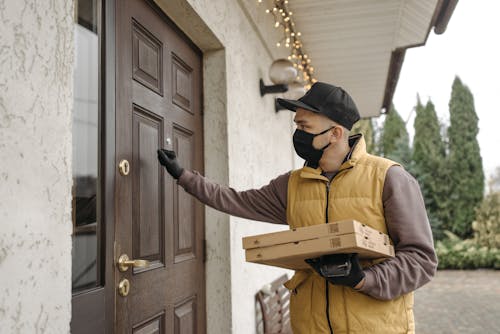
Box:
118;278;130;297
118;159;130;176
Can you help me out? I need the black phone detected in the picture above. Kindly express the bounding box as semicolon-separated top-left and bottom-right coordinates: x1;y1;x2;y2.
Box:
319;260;352;277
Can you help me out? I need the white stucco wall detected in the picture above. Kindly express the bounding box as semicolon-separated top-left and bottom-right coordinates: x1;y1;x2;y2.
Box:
0;0;74;332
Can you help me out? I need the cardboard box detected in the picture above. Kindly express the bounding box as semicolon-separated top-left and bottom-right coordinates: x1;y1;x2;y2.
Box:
242;220;391;249
243;220;395;270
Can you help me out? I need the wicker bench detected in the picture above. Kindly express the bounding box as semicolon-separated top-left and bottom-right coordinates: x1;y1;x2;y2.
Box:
255;274;292;334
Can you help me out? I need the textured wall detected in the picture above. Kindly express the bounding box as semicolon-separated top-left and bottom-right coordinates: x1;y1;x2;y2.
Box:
0;0;74;332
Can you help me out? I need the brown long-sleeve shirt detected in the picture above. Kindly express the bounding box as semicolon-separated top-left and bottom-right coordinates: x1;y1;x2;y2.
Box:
178;166;438;301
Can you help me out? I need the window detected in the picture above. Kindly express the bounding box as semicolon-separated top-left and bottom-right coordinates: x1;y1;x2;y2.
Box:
72;0;101;294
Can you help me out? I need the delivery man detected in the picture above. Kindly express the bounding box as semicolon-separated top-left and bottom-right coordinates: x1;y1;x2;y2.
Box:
157;82;437;333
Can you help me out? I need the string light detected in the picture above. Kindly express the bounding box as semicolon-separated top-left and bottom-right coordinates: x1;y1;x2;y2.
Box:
258;0;316;89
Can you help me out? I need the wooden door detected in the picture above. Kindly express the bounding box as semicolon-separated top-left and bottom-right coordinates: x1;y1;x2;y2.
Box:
115;0;205;332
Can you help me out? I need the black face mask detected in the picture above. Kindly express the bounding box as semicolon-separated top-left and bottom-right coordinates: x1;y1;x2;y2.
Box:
293;126;334;167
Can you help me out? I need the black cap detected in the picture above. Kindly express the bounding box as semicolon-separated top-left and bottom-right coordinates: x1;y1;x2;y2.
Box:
277;82;360;130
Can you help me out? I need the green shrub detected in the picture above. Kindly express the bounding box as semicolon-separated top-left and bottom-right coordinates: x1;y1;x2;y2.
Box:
435;231;500;269
472;192;500;248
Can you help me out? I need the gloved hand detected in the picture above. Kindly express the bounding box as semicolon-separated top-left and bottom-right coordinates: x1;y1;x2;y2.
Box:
305;253;365;288
157;149;184;179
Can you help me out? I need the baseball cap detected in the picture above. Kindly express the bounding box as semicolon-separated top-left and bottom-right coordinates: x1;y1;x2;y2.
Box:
277;82;360;130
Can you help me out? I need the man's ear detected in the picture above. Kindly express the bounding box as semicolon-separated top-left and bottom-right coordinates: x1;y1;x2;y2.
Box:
330;126;341;142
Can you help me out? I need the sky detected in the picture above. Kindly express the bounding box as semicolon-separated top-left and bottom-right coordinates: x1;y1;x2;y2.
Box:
392;0;500;180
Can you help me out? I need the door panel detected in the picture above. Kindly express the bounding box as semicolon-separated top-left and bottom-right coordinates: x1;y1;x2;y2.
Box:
116;0;205;332
132;19;164;96
174;297;197;334
132;311;165;333
132;107;165;264
171;54;194;114
174;127;196;263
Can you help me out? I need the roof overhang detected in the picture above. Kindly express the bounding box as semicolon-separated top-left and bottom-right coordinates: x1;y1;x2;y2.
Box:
255;0;458;118
381;0;459;115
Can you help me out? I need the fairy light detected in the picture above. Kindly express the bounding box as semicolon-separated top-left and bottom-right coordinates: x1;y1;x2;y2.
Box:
258;0;316;89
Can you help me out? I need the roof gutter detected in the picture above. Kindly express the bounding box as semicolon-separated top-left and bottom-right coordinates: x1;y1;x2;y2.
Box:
381;0;459;114
434;0;459;35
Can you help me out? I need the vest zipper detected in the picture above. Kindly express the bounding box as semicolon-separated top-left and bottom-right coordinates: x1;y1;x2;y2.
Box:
324;167;353;334
325;166;352;334
325;181;334;334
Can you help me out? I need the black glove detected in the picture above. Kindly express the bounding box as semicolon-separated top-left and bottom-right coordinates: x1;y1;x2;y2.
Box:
305;253;365;288
157;149;184;179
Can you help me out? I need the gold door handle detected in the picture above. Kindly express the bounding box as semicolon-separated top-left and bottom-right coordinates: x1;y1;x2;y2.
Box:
117;254;150;272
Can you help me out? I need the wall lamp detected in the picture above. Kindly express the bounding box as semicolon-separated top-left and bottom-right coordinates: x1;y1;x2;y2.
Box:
260;59;306;112
260;59;297;96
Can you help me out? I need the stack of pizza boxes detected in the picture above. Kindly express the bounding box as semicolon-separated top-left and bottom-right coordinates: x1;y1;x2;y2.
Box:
243;220;395;270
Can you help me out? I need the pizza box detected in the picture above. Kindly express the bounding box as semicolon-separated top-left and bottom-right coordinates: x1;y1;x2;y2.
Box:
245;232;395;270
242;220;391;250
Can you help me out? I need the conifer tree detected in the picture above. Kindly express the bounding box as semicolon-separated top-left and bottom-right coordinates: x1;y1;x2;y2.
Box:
412;97;447;240
379;104;411;167
447;76;484;238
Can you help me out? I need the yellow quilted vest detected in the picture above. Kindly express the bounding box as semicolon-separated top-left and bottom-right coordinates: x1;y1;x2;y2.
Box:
284;135;415;334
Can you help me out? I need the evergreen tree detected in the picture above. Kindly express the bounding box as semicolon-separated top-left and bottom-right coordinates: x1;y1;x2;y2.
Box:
412;97;447;240
351;118;376;154
379;104;411;167
447;76;484;238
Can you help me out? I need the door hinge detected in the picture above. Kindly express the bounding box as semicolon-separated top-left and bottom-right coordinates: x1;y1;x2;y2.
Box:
200;91;204;116
203;239;207;263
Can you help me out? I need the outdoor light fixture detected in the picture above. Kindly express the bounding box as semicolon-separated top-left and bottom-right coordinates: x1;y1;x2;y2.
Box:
260;58;297;96
274;81;306;113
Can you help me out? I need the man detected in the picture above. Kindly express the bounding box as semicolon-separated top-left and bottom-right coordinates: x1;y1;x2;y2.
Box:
157;82;437;333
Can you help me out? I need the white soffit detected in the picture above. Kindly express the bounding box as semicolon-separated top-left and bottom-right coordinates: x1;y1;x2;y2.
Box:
286;0;439;117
